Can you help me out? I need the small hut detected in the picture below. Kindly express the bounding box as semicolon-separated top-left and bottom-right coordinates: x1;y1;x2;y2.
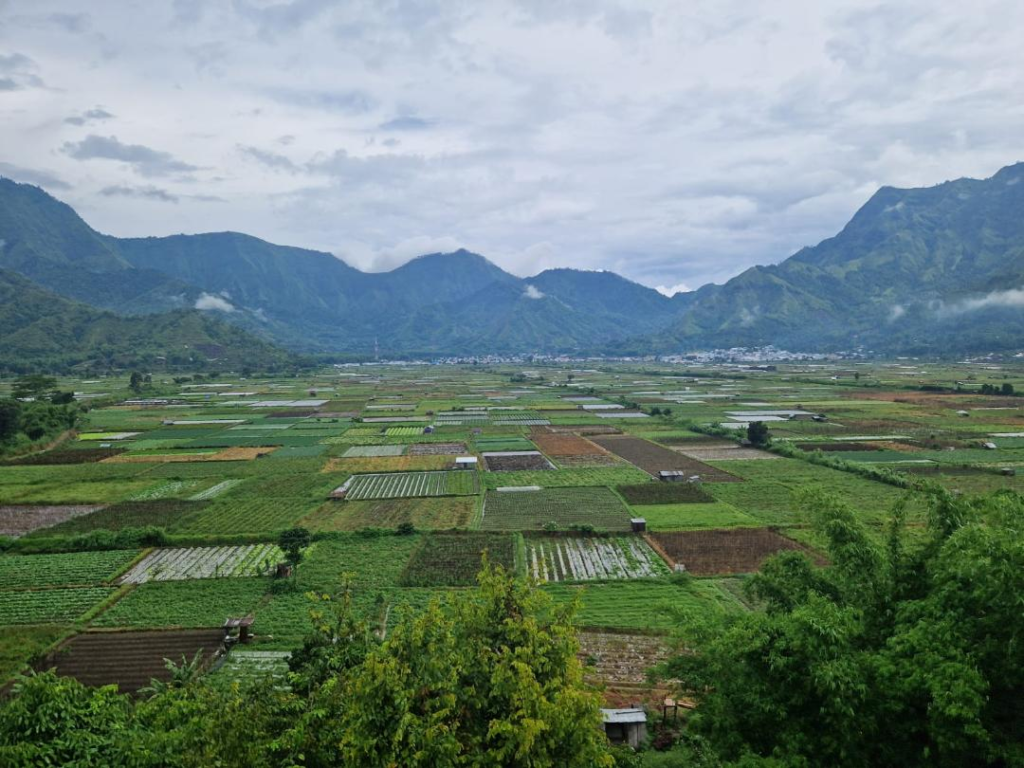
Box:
601;708;648;748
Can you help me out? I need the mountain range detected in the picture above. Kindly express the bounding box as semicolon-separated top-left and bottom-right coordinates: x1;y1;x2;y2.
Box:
1;161;1023;365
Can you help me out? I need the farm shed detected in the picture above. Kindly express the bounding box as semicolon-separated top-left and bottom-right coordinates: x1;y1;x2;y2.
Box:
454;456;478;470
658;470;686;482
601;708;648;748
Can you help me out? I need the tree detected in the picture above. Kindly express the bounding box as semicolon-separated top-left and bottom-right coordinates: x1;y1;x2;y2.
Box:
1001;382;1015;396
11;374;57;400
129;371;145;393
334;560;615;767
0;399;20;443
278;527;312;568
746;421;770;446
661;489;1024;767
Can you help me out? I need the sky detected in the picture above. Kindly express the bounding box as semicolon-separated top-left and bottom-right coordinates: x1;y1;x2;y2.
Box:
1;1;1023;294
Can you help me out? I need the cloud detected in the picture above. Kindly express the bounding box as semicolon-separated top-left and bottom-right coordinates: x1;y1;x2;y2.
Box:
100;184;178;203
61;135;199;177
64;107;115;126
523;284;545;300
237;145;301;173
4;1;1024;291
937;288;1024;317
0;52;43;89
655;282;691;297
46;13;90;33
264;87;375;114
0;162;71;190
194;292;235;312
379;116;432;131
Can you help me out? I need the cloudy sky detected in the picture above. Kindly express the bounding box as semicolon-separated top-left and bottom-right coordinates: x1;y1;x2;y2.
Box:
1;1;1022;293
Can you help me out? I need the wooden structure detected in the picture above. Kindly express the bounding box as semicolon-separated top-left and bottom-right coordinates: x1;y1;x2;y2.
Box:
223;616;254;645
630;517;647;533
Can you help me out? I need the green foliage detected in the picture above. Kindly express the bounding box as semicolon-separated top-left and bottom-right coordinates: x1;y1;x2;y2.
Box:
663;489;1024;767
745;421;770;447
0;563;618;767
332;561;615;767
278;526;312;567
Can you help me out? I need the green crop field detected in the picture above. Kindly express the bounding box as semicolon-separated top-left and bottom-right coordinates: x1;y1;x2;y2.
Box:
344;471;478;500
400;532;515;586
481;487;632;531
1;358;1021;746
0;587;114;625
0;550;139;589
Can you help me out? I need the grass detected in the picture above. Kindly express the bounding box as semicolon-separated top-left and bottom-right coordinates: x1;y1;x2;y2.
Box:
0;625;65;681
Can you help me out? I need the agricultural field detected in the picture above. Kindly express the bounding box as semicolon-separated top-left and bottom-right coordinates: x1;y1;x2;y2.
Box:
341;470;478;500
400;532;515;586
481;487;632;531
2;360;1023;701
648;528;826;575
524;535;667;582
118;544;284;583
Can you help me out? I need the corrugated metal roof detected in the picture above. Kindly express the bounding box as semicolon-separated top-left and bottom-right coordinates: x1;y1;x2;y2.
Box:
601;708;647;724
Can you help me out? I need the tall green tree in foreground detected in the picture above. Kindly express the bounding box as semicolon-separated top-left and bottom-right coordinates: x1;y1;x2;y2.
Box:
663;489;1024;767
0;561;614;767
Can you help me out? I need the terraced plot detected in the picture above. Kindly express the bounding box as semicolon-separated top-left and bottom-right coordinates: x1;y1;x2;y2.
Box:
481;487;632;531
342;471;479;500
42;629;226;695
342;445;405;457
648;528;825;575
400;532;515;586
118;544;284;584
0;550;138;589
0;505;103;538
525;536;667;582
0;587;113;624
592;435;740;481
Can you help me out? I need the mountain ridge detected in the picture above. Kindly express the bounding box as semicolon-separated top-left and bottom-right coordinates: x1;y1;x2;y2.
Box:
3;161;1024;357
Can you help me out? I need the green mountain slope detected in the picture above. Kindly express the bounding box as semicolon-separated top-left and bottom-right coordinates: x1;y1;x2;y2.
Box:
0;178;683;353
0;268;290;371
4;162;1024;356
655;161;1024;353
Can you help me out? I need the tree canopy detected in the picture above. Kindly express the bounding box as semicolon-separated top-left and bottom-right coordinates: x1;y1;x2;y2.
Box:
661;488;1024;767
0;562;616;768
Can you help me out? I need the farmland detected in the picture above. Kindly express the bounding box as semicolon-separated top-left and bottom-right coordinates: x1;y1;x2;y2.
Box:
524;535;667;582
342;470;478;500
481;487;632;531
118;544;284;583
1;359;1023;706
648;528;826;575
